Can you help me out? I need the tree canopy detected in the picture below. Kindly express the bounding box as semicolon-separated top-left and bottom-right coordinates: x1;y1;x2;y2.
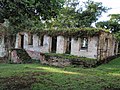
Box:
96;14;120;33
47;0;109;29
0;0;65;33
0;0;109;34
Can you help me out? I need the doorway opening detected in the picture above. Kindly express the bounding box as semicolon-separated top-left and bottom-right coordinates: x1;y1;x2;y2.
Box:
20;35;24;49
51;36;57;53
65;38;71;54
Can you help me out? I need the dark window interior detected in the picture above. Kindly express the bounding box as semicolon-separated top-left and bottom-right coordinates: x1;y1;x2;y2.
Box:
21;35;24;49
51;36;57;53
40;36;44;46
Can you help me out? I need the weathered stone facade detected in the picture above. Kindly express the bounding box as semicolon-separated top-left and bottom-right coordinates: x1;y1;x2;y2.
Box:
0;29;119;62
71;37;98;59
97;31;118;60
0;35;6;57
13;31;118;60
40;55;71;67
15;33;52;60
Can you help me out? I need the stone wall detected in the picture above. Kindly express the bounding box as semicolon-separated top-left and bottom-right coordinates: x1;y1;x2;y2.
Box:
26;50;40;60
56;36;68;54
71;37;98;59
15;33;52;52
39;53;119;68
0;35;6;57
40;54;71;67
15;33;52;59
97;31;118;60
10;49;32;63
10;50;22;63
15;32;118;60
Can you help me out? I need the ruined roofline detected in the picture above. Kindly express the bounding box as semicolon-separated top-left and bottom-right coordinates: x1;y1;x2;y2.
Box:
23;27;110;37
0;26;112;37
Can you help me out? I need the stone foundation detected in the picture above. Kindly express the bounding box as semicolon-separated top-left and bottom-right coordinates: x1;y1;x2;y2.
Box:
10;50;22;63
10;49;31;63
26;50;40;60
40;53;119;68
40;54;71;67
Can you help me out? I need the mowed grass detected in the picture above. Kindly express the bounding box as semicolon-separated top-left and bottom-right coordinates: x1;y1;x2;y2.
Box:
0;57;120;90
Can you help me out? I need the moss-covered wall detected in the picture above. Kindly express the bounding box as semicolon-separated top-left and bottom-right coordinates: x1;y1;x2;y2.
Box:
97;31;118;60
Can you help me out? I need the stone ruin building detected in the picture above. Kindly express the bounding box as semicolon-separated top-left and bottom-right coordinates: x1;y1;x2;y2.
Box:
0;24;119;66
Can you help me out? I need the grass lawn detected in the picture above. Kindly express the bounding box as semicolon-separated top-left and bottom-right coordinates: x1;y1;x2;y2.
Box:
0;57;120;90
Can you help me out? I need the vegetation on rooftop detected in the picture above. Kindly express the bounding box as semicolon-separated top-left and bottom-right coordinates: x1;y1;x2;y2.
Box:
27;27;110;38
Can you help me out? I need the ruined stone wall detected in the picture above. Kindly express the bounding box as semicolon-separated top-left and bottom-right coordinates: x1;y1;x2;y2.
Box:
15;33;98;59
97;32;118;60
56;36;68;54
71;37;98;59
0;35;6;57
40;55;71;67
115;42;119;55
15;33;52;59
26;50;40;60
15;34;19;48
10;50;22;63
15;32;118;60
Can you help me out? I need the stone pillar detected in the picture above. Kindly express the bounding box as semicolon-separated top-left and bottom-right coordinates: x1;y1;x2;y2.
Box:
33;34;39;47
43;35;52;53
71;38;79;55
115;42;119;55
0;35;6;57
15;34;19;48
87;37;98;58
56;36;65;54
24;33;28;49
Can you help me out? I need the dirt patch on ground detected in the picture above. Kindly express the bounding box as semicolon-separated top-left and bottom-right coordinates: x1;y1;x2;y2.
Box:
0;72;49;90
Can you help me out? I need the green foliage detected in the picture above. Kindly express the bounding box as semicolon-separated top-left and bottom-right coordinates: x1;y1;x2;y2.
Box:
0;57;120;89
29;27;109;38
75;0;109;27
109;14;120;22
0;0;65;33
96;14;120;33
114;32;120;40
48;0;109;28
0;0;109;34
96;14;120;40
0;24;7;34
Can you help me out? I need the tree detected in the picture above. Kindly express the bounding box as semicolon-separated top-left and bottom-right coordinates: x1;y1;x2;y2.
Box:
0;0;65;60
48;0;109;28
0;0;65;33
96;14;120;33
96;14;120;53
76;0;109;27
